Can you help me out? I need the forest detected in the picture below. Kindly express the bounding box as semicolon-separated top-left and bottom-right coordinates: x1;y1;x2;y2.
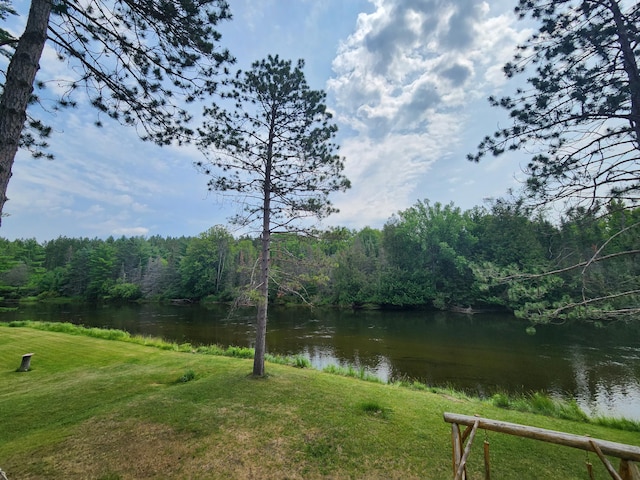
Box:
1;198;638;325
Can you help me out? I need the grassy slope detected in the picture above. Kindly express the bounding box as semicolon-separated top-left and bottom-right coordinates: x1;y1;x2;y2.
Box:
0;326;638;479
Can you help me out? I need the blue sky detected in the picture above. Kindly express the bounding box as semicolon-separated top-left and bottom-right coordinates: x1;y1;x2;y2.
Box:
2;0;533;241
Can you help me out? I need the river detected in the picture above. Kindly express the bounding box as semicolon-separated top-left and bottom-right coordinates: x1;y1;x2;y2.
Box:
2;302;640;420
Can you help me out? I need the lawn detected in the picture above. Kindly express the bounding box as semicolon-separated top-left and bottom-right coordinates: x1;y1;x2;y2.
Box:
0;324;638;479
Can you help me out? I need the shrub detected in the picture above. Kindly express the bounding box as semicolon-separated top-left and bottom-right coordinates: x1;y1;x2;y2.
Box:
593;416;640;432
491;391;589;423
322;364;383;383
491;392;511;409
265;354;311;368
108;283;142;301
293;355;311;368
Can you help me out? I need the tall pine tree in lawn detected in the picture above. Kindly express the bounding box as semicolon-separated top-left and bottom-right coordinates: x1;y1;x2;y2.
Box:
197;55;350;376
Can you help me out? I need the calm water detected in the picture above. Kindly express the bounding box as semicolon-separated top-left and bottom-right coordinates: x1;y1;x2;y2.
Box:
3;302;640;420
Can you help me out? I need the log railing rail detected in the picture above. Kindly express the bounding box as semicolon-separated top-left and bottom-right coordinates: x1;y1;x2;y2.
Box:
444;412;640;480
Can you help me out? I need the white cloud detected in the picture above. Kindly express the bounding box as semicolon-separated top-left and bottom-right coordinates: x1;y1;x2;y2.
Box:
332;110;463;226
6;106;205;238
112;226;150;237
329;0;527;133
326;0;531;224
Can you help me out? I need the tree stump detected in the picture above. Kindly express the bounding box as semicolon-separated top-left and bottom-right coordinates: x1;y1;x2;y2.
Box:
18;353;33;372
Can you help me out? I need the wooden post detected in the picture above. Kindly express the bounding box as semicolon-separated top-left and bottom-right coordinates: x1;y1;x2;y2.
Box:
451;422;463;479
589;439;623;480
620;460;640;480
455;420;479;480
484;439;491;480
18;353;33;372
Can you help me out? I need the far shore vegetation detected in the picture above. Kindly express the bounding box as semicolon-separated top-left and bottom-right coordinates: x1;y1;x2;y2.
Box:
1;199;639;326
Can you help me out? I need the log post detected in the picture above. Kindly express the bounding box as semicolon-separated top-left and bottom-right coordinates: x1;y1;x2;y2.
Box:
620;460;640;480
18;353;33;372
589;439;623;480
455;420;479;480
451;422;463;479
484;439;491;480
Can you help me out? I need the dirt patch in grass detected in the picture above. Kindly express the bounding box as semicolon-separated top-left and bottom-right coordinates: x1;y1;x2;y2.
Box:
8;415;321;479
186;424;309;479
8;416;194;479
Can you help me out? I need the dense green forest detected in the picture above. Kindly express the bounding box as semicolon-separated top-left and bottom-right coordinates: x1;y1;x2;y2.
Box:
1;199;638;324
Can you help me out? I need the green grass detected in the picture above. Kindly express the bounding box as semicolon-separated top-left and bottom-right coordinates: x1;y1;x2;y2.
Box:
490;391;640;431
490;391;589;422
357;400;393;420
322;363;384;383
592;415;640;432
1;322;639;479
6;321;313;369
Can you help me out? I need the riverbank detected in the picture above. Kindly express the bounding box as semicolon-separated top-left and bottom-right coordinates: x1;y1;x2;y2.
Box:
1;324;639;479
4;303;640;420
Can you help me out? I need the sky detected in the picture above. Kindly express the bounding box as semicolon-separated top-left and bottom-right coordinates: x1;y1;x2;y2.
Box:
1;0;534;241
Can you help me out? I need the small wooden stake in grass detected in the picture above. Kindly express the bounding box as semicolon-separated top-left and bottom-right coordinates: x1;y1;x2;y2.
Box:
484;439;491;480
18;353;33;372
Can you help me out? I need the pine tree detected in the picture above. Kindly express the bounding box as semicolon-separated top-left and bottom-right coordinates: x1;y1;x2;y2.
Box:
470;0;640;211
197;55;350;376
470;0;640;322
0;0;233;225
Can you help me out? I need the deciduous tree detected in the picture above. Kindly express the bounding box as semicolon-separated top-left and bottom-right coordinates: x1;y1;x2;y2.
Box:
383;201;477;308
197;55;350;376
179;225;232;299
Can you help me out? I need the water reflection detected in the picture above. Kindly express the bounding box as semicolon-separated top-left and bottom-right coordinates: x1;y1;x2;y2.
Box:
2;302;640;419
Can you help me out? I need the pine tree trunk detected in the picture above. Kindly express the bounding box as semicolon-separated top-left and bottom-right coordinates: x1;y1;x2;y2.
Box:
252;104;276;377
252;228;269;376
0;0;51;225
609;0;640;147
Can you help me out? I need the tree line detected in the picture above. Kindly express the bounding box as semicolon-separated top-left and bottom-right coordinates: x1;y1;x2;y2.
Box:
1;199;638;324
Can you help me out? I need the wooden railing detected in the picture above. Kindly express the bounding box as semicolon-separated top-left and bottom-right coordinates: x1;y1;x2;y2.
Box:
444;412;640;480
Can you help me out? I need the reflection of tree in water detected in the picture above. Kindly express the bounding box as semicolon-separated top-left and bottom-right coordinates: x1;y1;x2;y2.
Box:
567;344;640;419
